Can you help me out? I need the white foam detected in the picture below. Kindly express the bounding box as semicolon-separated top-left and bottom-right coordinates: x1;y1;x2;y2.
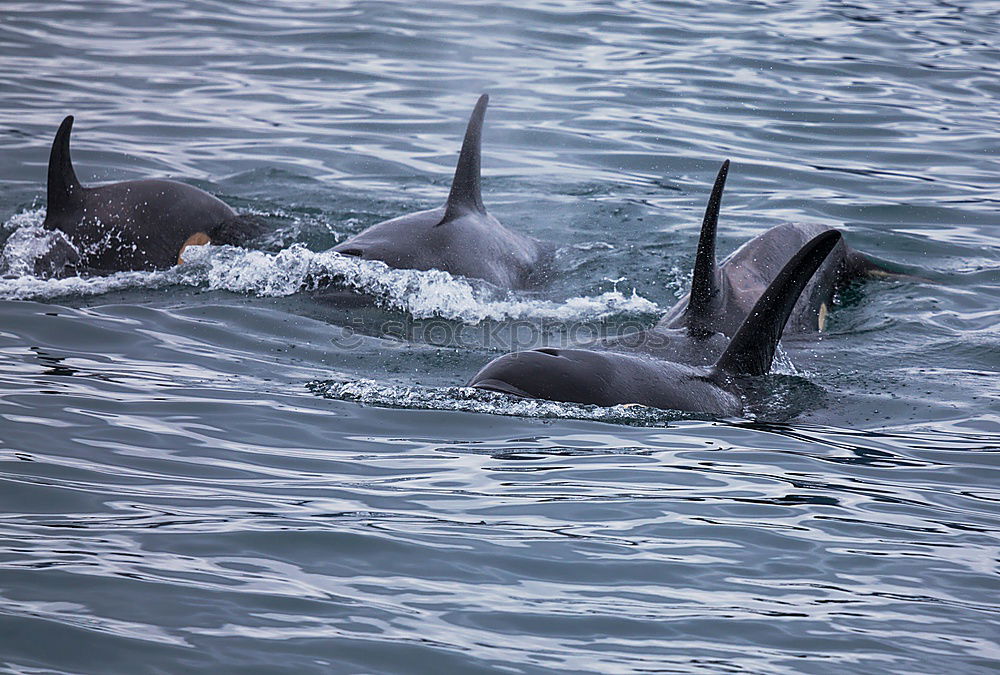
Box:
1;205;45;232
309;378;688;425
0;208;660;324
180;243;659;323
771;344;799;375
0;210;175;300
0;267;177;301
0;225;70;278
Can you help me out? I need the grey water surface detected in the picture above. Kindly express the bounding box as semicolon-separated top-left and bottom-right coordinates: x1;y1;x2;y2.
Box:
0;1;998;672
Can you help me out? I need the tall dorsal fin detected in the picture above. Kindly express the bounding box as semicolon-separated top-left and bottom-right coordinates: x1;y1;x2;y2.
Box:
714;230;841;377
685;160;729;336
46;115;83;217
441;94;488;223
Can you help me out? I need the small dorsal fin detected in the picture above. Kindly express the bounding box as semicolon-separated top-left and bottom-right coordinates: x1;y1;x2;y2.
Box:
441;94;488;223
47;115;83;217
685;160;729;336
714;230;841;377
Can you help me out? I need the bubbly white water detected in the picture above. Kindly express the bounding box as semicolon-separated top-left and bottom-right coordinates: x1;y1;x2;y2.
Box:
0;209;660;324
0;225;76;278
3;1;998;671
308;377;690;425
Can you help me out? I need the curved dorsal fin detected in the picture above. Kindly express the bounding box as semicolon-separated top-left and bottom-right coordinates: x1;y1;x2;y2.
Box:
441;94;488;223
714;230;841;377
47;115;83;216
685;160;729;336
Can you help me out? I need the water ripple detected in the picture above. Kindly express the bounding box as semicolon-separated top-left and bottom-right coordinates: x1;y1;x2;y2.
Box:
0;0;997;672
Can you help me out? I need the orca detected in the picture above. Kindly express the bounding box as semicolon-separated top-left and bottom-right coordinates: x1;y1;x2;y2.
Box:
655;160;883;337
468;230;842;416
40;115;263;275
332;95;550;290
597;160;894;368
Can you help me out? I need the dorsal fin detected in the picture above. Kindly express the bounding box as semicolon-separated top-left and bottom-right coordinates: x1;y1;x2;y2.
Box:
714;230;841;377
441;94;488;223
46;115;83;217
685;160;729;336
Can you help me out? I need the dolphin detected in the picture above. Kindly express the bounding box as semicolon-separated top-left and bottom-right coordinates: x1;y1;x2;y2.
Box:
468;230;842;416
331;95;551;290
39;115;263;275
655;160;883;337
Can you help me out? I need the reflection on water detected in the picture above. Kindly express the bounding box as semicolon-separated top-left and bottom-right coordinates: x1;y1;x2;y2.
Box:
0;0;998;672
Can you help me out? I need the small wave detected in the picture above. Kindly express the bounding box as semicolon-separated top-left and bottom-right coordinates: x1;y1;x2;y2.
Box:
308;378;690;426
0;270;179;301
179;243;659;323
1;206;45;232
571;241;615;251
1;209;660;324
0;213;178;300
772;345;799;375
0;225;74;278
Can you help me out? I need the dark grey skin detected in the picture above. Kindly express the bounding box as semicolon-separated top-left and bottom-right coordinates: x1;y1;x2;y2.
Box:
332;95;550;290
600;326;731;367
469;231;842;416
655;161;879;338
599;160;887;366
471;348;744;415
40;115;262;275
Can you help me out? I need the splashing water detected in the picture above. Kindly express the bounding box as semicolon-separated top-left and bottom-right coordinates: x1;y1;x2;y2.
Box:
0;224;77;278
1;205;45;232
308;378;692;425
0;209;660;324
176;243;660;323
